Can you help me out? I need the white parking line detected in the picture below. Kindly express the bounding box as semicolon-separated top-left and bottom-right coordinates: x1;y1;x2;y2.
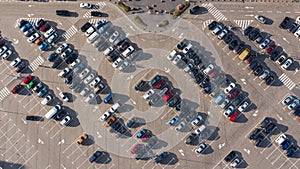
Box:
17;150;38;169
50;126;65;139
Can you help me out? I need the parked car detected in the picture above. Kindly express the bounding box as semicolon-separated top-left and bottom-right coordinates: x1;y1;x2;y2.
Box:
11;84;22;94
38;87;48;97
255;15;267;24
41;94;53;105
281;58;293;70
282;95;295;105
168;116;179;126
195;143;207;154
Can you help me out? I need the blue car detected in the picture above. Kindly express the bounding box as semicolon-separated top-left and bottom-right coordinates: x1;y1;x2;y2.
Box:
149;75;161;86
21;23;31;32
155;152;169;163
39;42;48;51
168;116;179;126
282;140;291;150
294;109;300;116
38;87;48;97
103;93;113;104
136;129;147;139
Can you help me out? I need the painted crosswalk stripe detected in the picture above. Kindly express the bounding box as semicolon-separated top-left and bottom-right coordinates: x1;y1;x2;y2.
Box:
202;19;214;31
61;25;78;41
278;73;296;90
17;18;44;25
83;2;106;18
234;20;254;30
202;3;227;21
88;19;104;25
29;56;44;72
0;87;10;101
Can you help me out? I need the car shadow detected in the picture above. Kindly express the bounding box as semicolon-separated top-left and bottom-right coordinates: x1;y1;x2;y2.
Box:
235;113;248;123
65;92;77;102
117;104;134;113
126;116;146;128
95;152;112;164
202;144;214;155
159;152;178;165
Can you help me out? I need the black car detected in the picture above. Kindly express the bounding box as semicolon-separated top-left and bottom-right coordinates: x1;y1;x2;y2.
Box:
185;133;198;144
189;67;199;77
194;73;205;84
193;57;202;66
203;84;212;94
249;128;262;140
199;77;210;88
89;151;103;163
255;34;265;44
168;95;181;107
255;134;264;147
234;43;245;54
260;117;272;128
248;29;260;41
155;152;169;163
54;110;67;121
118;41;130;52
228;39;239;50
187;50;196;59
286;146;298;157
224;151;237;162
294;109;300;116
135;80;148;91
265;75;275;85
243;26;254;36
81;22;92;32
107;52;119;62
127;119;136;128
253;65;264;76
52;58;62;68
26;115;42;121
18;19;28;28
270;50;283;61
223;32;234;44
190;5;200;14
15;62;26;73
111;121;122;131
288;23;299;33
279;17;292;29
35;19;45;29
233;95;245;106
208;21;218;30
91;11;102;17
249;60;258;70
65;75;73;84
47;53;58;62
56;10;71;16
65;53;78;64
177;41;185;50
264;122;276;134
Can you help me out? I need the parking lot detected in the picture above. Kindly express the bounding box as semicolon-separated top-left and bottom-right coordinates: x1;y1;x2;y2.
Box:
0;1;299;169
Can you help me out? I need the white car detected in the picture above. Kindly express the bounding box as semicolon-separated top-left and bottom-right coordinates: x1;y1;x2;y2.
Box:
0;46;8;55
122;46;135;58
85;93;95;103
143;89;155;100
2;50;13;60
195;143;206;154
224;82;236;94
80;87;90;96
100;112;112;121
112;57;123;68
230;158;241;168
203;64;214;75
294;27;300;37
254;15;267;24
10;58;21;67
275;55;286;65
79;68;90;79
167;50;177;60
109;102;120;112
70;58;81;69
58;68;71;78
194;124;206;135
223;105;234;117
41;95;53;105
56;43;68;54
238;101;249;112
281;58;293;70
84;73;95;84
59;92;69;102
259;70;269;80
109;31;119;43
80;2;92;9
118;61;129;71
183;63;193;73
45;27;55;39
182;43;193;54
60;115;71;126
85;26;95;37
27;32;40;43
103;46;114;56
172;54;181;65
175;121;186;131
259;38;271;49
191;115;203;126
218;28;228;39
89;76;101;88
296;16;300;24
275;134;287;145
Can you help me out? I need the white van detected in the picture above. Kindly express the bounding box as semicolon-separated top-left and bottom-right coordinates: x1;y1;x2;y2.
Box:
109;102;120;112
87;31;100;44
44;105;61;119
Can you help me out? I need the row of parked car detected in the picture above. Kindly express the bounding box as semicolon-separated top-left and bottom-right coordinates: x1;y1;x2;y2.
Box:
282;95;300;112
81;20;136;71
242;25;294;70
280;16;300;40
17;19;58;51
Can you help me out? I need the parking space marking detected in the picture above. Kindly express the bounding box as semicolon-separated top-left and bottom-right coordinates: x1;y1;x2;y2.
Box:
278;73;296;90
83;2;106;18
28;55;44;72
61;25;78;41
202;19;214;31
234;20;254;30
202;3;227;21
0;87;10;101
17;150;38;169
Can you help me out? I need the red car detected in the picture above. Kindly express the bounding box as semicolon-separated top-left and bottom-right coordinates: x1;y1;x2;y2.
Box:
266;44;276;54
208;68;218;78
153;79;166;89
11;84;22;94
130;144;141;154
229;111;239;122
244;56;253;64
40;23;50;32
23;75;33;84
163;91;174;102
229;89;239;100
141;133;152;142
